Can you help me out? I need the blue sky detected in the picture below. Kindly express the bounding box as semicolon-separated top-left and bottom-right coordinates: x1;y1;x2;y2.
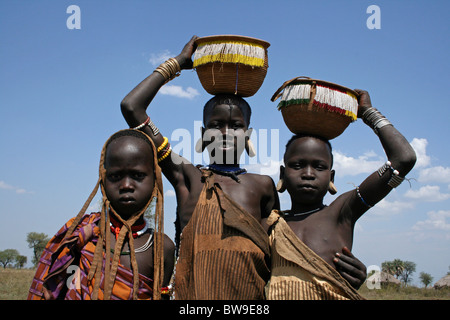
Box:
1;0;449;287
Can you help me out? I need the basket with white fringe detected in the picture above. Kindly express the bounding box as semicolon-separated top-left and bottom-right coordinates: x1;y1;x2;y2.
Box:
271;77;358;140
193;35;270;97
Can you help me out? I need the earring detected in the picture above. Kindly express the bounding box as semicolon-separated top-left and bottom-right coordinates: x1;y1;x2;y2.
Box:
328;181;337;195
245;128;256;157
246;139;256;157
276;178;286;193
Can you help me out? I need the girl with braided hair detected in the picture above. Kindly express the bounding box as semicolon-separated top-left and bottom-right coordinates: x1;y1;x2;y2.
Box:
28;129;174;300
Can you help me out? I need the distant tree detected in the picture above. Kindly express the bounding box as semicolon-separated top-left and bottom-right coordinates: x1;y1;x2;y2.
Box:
382;259;416;285
0;249;19;268
419;272;433;288
382;259;404;279
15;255;27;268
399;261;416;285
26;232;49;266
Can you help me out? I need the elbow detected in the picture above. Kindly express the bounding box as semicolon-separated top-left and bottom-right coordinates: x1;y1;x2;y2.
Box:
120;97;134;117
396;148;417;176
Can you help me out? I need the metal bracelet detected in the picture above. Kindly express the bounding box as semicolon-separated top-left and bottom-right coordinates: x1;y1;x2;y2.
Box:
148;118;160;136
361;107;392;135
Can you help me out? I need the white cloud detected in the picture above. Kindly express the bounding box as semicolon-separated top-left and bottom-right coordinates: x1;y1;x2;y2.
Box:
418;166;450;184
412;210;450;233
159;85;200;100
404;185;450;202
0;181;14;190
149;50;172;66
333;150;384;177
370;198;415;216
164;189;176;197
410;138;431;168
0;180;33;194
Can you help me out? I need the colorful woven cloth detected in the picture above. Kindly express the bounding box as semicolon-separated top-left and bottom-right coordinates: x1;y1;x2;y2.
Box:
175;170;270;300
265;210;364;300
28;212;154;300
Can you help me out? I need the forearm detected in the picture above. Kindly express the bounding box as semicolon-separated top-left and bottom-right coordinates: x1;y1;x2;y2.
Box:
121;57;183;127
121;36;197;129
351;90;417;217
362;107;416;177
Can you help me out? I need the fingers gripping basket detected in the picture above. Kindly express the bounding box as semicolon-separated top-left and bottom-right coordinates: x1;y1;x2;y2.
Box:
193;35;270;97
271;77;358;139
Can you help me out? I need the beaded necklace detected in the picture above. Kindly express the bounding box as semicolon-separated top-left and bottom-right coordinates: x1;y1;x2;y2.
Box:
205;164;247;182
110;229;154;256
110;214;148;240
284;205;327;217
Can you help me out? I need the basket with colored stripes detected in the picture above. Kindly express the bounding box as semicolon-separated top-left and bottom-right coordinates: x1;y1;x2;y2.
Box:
271;77;358;140
193;35;270;97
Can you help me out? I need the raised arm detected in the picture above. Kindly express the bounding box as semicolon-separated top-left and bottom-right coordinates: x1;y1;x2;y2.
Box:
349;89;416;221
120;36;199;186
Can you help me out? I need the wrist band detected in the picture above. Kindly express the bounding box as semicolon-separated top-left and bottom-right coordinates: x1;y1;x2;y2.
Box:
361;107;392;135
154;58;181;83
132;117;150;130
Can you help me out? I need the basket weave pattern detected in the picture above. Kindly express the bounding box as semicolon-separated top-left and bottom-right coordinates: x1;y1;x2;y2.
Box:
281;104;352;140
273;77;358;140
194;35;270;97
195;55;268;97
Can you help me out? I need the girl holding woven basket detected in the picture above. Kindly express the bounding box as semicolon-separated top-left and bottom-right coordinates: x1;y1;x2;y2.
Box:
120;36;368;299
266;90;417;299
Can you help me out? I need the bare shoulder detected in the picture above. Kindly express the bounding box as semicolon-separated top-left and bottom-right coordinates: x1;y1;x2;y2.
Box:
240;173;277;205
242;173;275;189
163;233;175;250
244;172;274;182
328;189;359;220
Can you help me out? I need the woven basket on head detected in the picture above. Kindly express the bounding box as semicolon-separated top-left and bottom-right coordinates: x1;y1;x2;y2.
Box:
193;35;270;97
271;77;358;140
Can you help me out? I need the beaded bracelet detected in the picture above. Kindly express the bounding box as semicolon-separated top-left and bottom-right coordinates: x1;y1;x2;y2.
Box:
158;145;172;163
132;116;150;130
356;186;372;208
157;137;169;153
